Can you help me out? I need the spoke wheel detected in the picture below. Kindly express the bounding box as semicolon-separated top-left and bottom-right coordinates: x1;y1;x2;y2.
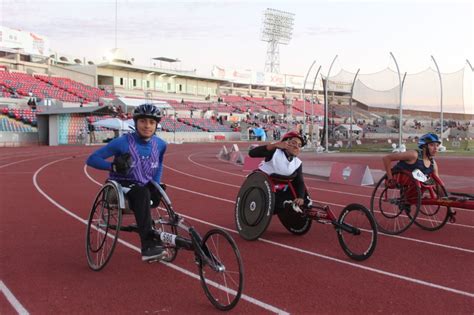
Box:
86;183;122;271
337;203;378;261
151;204;178;262
415;181;451;231
370;171;420;235
199;229;244;311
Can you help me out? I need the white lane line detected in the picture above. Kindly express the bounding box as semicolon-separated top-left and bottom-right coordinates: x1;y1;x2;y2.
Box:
0;151;84;169
165;160;474;230
0;281;29;315
32;159;288;315
83;162;474;298
187;152;474;213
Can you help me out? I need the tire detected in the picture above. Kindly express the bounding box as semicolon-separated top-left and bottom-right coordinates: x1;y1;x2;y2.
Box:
414;180;451;231
277;207;312;235
370;171;420;235
151;203;178;263
235;172;274;240
337;203;378;261
86;183;122;271
199;229;244;311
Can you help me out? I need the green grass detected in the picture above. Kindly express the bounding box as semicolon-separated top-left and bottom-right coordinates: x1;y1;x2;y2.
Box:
337;139;474;154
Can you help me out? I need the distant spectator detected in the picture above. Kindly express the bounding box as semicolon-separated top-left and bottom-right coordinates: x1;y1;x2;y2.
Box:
87;117;96;144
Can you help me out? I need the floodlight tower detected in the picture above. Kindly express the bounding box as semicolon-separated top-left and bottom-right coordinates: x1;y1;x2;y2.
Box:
261;8;295;73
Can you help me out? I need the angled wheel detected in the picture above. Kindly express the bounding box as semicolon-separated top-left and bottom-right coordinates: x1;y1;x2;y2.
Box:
415;180;451;231
235;172;274;240
199;229;244;311
151;202;178;263
337;203;378;261
86;182;122;271
277;207;312;235
370;171;420;235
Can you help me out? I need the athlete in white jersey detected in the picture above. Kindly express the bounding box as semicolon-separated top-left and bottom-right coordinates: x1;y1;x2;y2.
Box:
249;131;308;209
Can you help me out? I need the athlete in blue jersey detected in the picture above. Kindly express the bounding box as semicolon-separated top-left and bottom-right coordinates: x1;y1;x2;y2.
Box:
382;133;441;188
87;104;167;261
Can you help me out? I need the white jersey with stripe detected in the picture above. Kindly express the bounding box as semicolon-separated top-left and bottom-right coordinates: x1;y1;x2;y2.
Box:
258;148;302;176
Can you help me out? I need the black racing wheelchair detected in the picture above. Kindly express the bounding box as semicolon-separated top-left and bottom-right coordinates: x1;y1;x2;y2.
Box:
86;180;244;311
235;171;378;261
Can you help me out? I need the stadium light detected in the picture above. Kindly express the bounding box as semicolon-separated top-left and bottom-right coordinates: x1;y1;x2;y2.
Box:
324;55;338;152
261;8;295;73
431;55;444;147
390;52;404;150
302;60;317;146
467;59;474;72
348;69;360;150
310;65;322;147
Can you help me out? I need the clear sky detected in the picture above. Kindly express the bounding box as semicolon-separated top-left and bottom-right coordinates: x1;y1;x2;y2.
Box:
1;0;472;77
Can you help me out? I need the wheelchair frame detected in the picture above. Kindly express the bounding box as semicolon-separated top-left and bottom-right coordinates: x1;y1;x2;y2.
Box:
235;171;378;261
85;180;244;311
370;170;462;235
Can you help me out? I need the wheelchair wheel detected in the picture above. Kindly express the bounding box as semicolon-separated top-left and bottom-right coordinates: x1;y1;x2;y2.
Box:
86;182;122;271
337;203;378;261
370;171;420;235
277;207;312;235
199;229;244;311
151;204;178;263
235;172;274;240
414;181;451;231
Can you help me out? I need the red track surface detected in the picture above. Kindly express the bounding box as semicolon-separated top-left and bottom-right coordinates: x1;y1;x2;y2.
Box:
1;143;473;314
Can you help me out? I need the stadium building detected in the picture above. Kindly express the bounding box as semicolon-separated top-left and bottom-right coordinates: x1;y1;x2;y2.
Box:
0;26;472;148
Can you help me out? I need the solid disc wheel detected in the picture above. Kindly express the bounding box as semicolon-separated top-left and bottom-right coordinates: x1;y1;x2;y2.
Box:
277;207;312;235
199;229;244;311
86;183;122;271
235;172;274;240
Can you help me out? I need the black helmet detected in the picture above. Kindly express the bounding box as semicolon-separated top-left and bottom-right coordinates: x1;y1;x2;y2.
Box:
418;133;440;149
133;104;162;124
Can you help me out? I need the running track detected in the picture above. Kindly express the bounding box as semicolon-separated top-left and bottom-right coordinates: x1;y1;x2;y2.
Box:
1;143;473;314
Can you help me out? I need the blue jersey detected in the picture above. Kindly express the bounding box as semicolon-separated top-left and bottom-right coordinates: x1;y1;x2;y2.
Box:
86;132;167;184
393;150;434;175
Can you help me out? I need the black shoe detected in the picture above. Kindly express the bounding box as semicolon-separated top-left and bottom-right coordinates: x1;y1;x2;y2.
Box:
141;245;166;262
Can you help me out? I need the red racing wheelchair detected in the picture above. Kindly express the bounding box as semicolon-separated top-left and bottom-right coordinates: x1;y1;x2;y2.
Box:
235;171;378;261
370;169;465;235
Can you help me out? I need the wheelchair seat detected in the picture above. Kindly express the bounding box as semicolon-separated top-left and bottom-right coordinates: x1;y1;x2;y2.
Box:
268;173;297;181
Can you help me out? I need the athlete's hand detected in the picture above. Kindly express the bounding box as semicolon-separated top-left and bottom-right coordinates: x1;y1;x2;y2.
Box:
294;198;304;206
112;153;133;175
385;178;398;189
274;141;290;150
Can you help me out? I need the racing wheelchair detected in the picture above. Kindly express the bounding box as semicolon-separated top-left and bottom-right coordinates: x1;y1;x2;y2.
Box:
370;169;461;235
235;171;378;261
85;180;244;311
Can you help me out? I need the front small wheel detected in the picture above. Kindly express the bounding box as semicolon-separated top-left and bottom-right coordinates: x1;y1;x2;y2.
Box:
199;229;244;311
86;183;122;271
337;203;378;261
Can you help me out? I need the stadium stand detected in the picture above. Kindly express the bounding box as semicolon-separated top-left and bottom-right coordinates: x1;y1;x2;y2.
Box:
0;70;82;103
35;75;114;102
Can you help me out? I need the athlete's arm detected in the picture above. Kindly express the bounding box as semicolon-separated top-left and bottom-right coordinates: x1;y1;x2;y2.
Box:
382;150;418;179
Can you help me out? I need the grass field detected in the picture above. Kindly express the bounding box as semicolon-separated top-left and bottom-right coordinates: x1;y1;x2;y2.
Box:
335;139;474;154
